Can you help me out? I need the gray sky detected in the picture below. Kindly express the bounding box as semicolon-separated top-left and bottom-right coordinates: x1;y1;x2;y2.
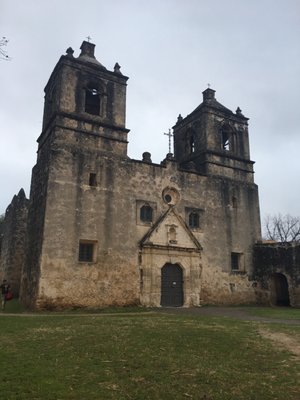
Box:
1;0;300;223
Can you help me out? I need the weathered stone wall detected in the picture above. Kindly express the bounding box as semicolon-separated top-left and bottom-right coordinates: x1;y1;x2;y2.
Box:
201;263;256;304
21;41;261;309
0;189;29;296
31;131;260;308
253;243;300;306
20;140;51;308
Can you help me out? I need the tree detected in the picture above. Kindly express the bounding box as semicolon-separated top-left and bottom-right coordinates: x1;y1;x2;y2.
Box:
0;37;11;61
264;214;300;243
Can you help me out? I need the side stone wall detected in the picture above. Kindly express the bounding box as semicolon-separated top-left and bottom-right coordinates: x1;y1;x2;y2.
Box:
0;189;29;296
253;243;300;306
20;141;52;308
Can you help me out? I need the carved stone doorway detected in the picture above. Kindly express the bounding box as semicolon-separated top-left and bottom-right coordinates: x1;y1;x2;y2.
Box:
161;263;183;307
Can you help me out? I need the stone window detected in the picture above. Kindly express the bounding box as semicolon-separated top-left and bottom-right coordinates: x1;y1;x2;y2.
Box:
232;196;238;209
85;86;101;115
140;268;144;288
185;128;196;155
79;241;96;262
185;207;203;230
189;211;200;229
222;129;230;151
136;200;156;225
140;204;153;223
221;125;237;153
190;136;195;153
89;173;97;187
231;252;242;271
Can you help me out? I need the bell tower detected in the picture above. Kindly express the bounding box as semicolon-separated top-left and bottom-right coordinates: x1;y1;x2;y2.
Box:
173;88;254;181
40;40;129;156
21;42;130;307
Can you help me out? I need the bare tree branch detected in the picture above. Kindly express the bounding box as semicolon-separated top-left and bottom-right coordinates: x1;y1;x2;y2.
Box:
0;37;11;61
263;214;300;243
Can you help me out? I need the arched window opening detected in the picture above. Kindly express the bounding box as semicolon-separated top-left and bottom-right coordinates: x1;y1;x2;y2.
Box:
190;136;195;153
189;212;200;229
222;129;230;151
85;86;101;115
140;204;153;223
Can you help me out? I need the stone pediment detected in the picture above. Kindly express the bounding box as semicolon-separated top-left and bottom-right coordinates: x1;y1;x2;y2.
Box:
140;207;202;252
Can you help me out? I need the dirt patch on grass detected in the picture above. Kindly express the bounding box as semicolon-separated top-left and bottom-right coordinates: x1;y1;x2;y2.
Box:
259;328;300;359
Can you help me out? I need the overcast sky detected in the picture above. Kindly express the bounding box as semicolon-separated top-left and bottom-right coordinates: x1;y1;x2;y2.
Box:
1;0;300;225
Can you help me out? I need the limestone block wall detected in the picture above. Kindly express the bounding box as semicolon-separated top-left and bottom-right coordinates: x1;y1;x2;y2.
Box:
37;252;139;309
0;189;29;296
253;243;300;306
22;119;261;309
37;149;259;308
200;262;256;305
20;141;51;308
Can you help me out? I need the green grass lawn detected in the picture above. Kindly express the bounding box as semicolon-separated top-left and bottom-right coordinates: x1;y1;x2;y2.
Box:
0;310;299;400
244;306;300;320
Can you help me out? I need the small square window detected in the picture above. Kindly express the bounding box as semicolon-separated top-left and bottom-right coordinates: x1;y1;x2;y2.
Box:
79;241;96;262
231;252;242;271
232;196;238;209
89;173;97;187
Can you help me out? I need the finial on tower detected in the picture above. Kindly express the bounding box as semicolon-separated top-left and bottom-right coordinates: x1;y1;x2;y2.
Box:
66;47;74;57
114;62;122;74
177;114;183;124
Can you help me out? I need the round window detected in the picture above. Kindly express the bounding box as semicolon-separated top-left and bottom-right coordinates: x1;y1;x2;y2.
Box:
162;187;180;205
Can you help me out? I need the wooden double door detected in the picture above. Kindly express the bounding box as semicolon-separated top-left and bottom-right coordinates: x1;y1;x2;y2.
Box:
161;263;183;307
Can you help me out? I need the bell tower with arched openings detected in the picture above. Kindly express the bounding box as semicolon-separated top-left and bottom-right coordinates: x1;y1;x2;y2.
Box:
173;88;254;182
40;40;129;157
22;41;130;307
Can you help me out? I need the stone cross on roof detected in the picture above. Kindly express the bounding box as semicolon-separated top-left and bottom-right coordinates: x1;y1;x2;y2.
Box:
164;129;173;154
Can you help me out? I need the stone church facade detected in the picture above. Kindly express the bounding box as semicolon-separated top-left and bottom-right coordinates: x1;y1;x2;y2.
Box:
2;41;266;309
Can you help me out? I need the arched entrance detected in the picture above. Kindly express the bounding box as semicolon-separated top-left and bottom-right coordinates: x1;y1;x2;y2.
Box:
271;273;290;306
161;263;183;307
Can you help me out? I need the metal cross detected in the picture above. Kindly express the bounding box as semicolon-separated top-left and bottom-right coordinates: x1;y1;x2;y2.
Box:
164;129;173;154
86;36;92;42
207;83;211;88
